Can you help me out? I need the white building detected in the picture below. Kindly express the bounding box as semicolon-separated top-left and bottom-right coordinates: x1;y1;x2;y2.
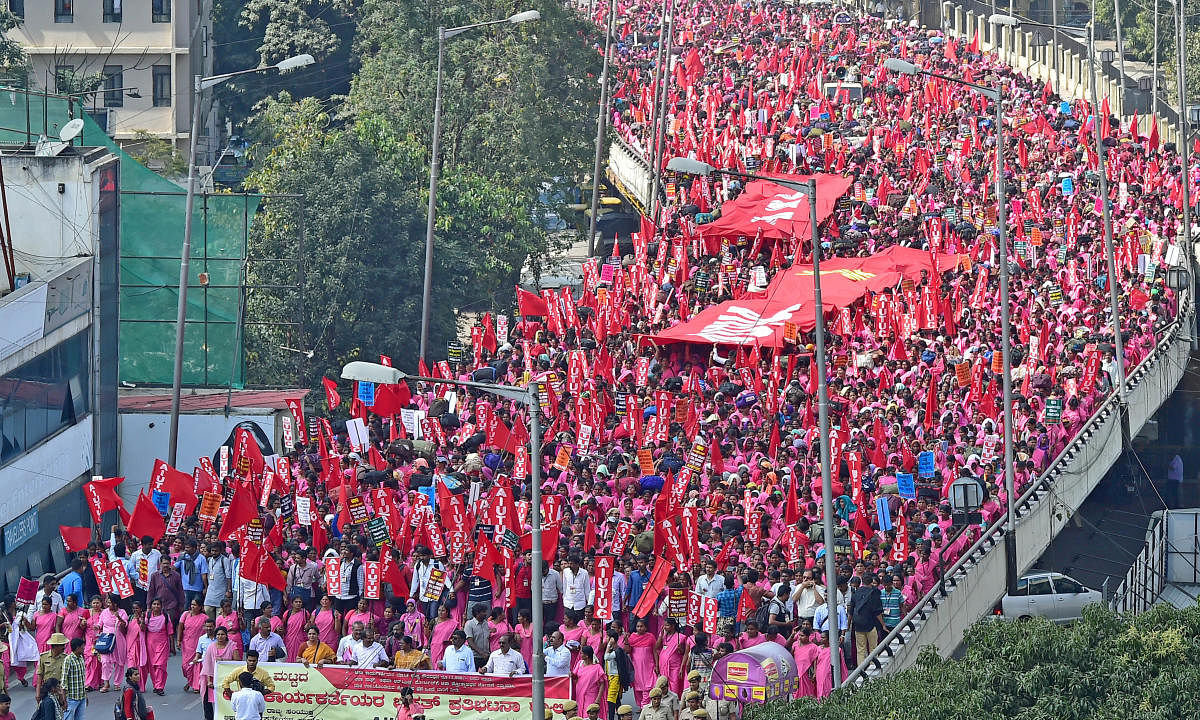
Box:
0;144;119;593
7;0;216;158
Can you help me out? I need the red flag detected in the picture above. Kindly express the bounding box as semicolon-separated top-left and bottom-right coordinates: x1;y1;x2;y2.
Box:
583;515;598;553
240;542;286;591
784;476;801;526
322;377;341;409
481;313;498;354
83;476;126;524
218;483;257;541
516;286;548;317
150;459;198;515
736;584;757;621
631;556;673;617
126;493;167;543
924;373;939;429
714;540;734;571
709;435;723;474
473;533;506;586
59;526;92;553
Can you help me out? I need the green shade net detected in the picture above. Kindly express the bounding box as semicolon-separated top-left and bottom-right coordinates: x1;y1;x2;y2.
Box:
0;90;260;386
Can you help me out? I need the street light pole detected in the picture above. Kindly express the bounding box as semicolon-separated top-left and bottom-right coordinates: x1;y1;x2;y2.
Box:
167;54;315;467
649;0;675;224
338;361;545;720
805;177;841;689
418;11;541;362
1176;0;1194;322
662;157;839;683
419;29;446;364
587;0;617;256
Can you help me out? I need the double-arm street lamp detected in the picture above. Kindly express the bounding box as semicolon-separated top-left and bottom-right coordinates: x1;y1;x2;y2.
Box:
167;54;316;467
418;10;542;361
339;361;548;719
666;156;842;688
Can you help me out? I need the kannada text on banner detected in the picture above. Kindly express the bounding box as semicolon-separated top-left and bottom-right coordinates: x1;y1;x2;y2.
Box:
215;662;572;720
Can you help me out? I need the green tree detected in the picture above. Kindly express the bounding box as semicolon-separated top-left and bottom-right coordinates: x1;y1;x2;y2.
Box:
1094;0;1200;104
124;130;189;179
0;8;28;86
242;95;546;388
747;604;1200;720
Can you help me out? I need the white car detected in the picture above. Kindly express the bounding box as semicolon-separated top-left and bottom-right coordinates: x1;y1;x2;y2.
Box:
1000;572;1103;623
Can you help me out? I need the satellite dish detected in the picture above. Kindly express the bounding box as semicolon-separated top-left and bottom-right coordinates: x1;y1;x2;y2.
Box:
60;118;84;143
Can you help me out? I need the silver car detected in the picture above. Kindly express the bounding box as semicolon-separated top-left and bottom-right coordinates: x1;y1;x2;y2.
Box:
1000;572;1103;623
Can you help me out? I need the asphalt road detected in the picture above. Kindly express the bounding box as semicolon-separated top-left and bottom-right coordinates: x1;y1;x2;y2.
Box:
8;652;200;720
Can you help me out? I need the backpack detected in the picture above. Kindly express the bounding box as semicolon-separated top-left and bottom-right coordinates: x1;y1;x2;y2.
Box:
757;597;789;628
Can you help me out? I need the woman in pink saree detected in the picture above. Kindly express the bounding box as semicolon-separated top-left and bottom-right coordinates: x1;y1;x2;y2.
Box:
97;594;128;693
624;618;657;706
398;600;426;649
32;597;58;652
82;596;101;690
312;595;341;649
57;596;87;644
144;598;174;695
656;617;687;696
281;596;309;661
426;604;456;669
124;602;149;692
176;599;207;692
572;646;608;718
201;627;240;720
215;599;243;656
789;631;819;699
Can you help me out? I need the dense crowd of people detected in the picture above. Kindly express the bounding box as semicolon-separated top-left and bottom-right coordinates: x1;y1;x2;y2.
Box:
2;1;1193;720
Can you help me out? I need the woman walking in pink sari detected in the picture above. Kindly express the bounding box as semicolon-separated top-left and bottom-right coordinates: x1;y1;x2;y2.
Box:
32;597;58;652
57;596;87;644
312;595;341;649
144;598;174;695
573;646;608;718
176;599;207;692
624;619;656;706
513;609;534;671
789;631;819;699
656;617;686;696
281;597;309;661
200;627;240;720
426;605;456;669
214;599;243;657
97;594;128;693
124;602;149;692
82;596;102;690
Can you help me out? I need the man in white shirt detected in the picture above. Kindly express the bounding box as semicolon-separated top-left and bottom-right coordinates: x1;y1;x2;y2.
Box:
336;621;365;662
543;631;571;677
231;672;266;720
411;546;449;618
480;635;526;676
440;630;476;673
347;628;389;668
128;535;163;605
562;557;590;613
33;576;64;614
694;562;725;599
540;564;564;623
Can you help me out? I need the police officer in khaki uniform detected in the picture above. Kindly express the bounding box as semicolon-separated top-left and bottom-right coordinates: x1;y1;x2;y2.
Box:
561;700;579;719
677;691;704;720
654;676;680;718
638;687;672;720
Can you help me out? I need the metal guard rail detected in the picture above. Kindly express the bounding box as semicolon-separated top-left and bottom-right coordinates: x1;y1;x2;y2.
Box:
843;302;1190;686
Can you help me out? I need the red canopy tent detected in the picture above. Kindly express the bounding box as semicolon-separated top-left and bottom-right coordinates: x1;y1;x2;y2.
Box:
654;246;963;346
697;174;854;254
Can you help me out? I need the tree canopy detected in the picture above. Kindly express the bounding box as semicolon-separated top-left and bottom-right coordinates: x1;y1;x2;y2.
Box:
748;605;1200;720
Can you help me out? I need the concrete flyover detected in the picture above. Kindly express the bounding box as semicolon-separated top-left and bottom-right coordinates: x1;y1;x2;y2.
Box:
846;308;1193;683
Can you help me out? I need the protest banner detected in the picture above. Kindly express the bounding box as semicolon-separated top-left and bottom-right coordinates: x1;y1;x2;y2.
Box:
215;663;573;720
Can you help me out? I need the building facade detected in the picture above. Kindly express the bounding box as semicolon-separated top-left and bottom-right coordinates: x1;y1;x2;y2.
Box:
0;146;119;593
7;0;216;159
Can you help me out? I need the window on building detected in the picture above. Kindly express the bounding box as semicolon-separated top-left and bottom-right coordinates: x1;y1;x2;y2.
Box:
8;0;23;19
152;65;171;107
54;0;72;22
103;0;121;22
152;0;170;22
102;66;123;107
0;330;91;467
54;65;74;94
